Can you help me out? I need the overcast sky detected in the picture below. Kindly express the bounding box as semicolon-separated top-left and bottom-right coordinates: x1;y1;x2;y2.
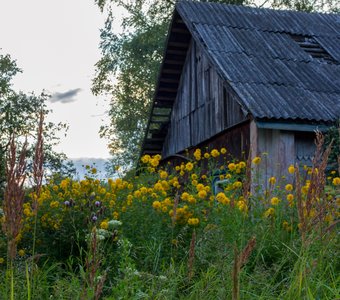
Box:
0;0;122;159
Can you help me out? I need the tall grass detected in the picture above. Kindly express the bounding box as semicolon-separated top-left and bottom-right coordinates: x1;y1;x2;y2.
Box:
0;130;339;299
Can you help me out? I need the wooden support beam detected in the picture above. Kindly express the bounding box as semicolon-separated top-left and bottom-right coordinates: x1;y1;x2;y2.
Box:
172;27;189;34
168;41;189;48
158;87;177;92
151;112;171;117
143;150;162;155
159;77;179;83
166;49;187;55
162;69;182;74
155;96;175;101
164;59;185;65
150;120;168;124
144;144;163;150
145;138;165;143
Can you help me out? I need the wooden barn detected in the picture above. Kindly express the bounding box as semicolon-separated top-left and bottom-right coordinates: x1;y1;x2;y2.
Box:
141;1;340;181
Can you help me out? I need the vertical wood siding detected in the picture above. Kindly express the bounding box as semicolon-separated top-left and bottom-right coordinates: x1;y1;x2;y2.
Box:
163;41;247;157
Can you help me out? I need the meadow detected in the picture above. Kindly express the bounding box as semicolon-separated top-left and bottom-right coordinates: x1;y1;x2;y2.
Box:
0;134;339;299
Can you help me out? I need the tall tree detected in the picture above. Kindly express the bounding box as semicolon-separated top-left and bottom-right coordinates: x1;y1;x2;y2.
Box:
93;0;339;170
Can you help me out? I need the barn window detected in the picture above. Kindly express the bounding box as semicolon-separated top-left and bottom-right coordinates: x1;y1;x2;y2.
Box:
290;34;338;64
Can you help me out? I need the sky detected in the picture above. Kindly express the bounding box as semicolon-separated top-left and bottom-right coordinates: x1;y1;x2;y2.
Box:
0;0;122;159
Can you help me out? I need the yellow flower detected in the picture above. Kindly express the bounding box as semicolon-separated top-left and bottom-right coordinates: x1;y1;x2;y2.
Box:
185;162;194;172
282;221;292;232
193;149;201;160
237;200;248;213
204;152;210;159
252;156;261;165
285;184;293;191
18;249;25;257
238;161;246;168
191;174;198;180
50;201;59;208
23;208;33;217
301;185;309;195
60;178;70;190
188;196;196;204
233;181;242;189
91;168;97;174
187;218;199;226
211;149;220;158
0;257;4;264
100;220;109;230
270;197;280;205
196;183;205;191
264;207;275;218
288;165;295;174
150;159;159;167
332;177;340;186
171;239;178;246
287;194;294;202
216;192;230;205
159;171;168;179
134;190;141;198
228;163;236;171
15;233;22;243
140;187;148;194
221;148;227;154
181;192;190;201
268;177;276;185
152;201;161;209
141;155;151;164
197;190;207;199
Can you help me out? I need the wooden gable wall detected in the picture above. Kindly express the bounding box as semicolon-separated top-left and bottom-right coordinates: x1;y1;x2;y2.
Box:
162;41;248;158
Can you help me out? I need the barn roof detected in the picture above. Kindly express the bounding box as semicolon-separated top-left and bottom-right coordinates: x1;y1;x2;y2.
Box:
142;1;340;155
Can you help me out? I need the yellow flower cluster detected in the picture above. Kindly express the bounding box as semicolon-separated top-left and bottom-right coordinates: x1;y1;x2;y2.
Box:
187;217;199;226
216;192;230;205
9;142;338;265
227;161;246;174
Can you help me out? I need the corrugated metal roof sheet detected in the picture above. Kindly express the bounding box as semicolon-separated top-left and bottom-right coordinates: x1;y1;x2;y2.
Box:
232;82;338;121
178;1;340;36
176;1;340;122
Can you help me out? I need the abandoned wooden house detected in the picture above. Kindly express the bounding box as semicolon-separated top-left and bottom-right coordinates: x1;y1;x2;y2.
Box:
141;1;340;181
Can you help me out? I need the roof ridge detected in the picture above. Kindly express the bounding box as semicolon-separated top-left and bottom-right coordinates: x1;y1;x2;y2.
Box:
178;0;340;17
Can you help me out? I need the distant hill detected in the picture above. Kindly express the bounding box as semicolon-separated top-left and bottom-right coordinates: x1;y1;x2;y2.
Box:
68;158;110;180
